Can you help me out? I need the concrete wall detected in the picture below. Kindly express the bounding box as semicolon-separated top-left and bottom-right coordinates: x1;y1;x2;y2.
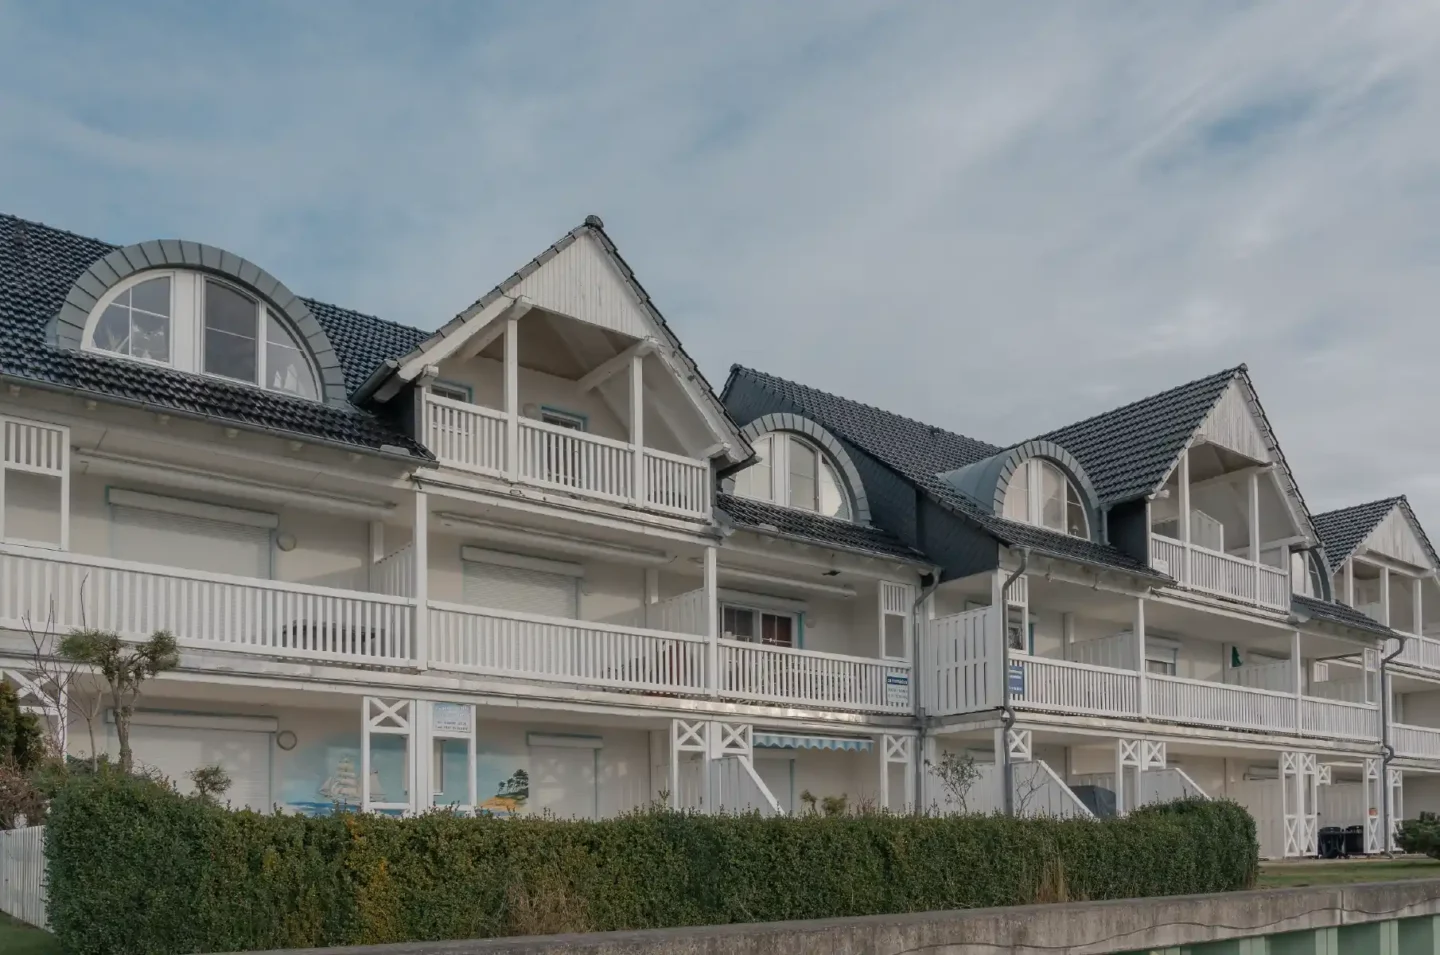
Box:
227;880;1440;955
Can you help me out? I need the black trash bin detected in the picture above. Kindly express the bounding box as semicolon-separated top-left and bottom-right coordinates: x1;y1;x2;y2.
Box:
1317;826;1346;859
1343;825;1366;857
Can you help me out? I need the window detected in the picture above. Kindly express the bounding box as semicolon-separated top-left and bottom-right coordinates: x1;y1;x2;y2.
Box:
430;381;471;403
721;604;795;647
1002;458;1089;539
1146;640;1179;676
540;407;587;431
85;271;320;400
733;432;853;520
733;435;774;502
94;275;171;363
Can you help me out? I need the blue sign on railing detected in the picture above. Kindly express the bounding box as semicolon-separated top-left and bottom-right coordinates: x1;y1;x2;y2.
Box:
1008;663;1025;695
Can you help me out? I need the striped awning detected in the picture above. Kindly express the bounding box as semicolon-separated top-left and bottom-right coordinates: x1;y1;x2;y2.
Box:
753;733;873;752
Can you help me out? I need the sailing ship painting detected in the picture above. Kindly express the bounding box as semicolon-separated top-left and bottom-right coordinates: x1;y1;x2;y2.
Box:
285;747;396;816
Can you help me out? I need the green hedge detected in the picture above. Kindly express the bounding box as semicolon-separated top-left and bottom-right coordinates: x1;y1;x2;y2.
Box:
45;770;1258;955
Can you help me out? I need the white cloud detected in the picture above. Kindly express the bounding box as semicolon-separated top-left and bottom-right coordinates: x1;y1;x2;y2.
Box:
3;1;1440;525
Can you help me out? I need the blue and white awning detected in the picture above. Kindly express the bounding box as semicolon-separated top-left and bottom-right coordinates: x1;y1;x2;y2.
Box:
753;733;873;752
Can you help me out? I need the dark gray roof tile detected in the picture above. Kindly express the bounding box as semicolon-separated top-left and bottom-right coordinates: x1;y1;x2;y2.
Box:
0;213;428;457
717;493;926;562
1313;496;1439;573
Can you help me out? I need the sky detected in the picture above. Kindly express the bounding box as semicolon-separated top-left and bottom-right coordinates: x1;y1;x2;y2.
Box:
2;1;1439;527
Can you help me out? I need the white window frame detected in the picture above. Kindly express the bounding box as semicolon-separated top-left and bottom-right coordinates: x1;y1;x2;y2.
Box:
1145;636;1180;676
83;270;322;401
719;600;799;648
732;431;854;521
1003;458;1089;539
430;380;472;403
539;407;588;431
0;416;70;551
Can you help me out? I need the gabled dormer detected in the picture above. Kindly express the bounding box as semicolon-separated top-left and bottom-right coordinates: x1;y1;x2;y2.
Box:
1039;367;1317;612
356;217;750;523
1315;497;1440;639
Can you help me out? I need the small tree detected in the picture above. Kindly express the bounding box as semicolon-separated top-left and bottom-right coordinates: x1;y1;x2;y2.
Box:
926;749;982;813
57;630;178;774
0;680;44;773
188;764;232;805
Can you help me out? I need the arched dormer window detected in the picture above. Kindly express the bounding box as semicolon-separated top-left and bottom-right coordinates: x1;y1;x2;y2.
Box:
733;432;854;520
1003;458;1089;538
85;271;320;399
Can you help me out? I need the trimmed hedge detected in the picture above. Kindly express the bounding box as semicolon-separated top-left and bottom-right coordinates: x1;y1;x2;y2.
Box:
46;770;1258;955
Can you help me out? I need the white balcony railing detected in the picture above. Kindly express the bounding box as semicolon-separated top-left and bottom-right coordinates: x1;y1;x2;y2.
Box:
1391;632;1440;672
0;544;414;665
1147;674;1296;733
423;395;710;519
429;601;707;694
1010;656;1140;717
1301;697;1379;742
1149;534;1290;611
717;639;912;714
1393;723;1440;760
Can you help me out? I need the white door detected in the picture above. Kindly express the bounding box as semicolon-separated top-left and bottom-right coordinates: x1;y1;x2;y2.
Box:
755;757;793;813
462;560;578;618
529;744;597;819
110;505;271;579
119;723;273;812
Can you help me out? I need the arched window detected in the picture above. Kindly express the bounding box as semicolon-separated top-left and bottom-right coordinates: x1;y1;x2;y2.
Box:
1003;458;1089;538
86;271;320;400
733;432;853;521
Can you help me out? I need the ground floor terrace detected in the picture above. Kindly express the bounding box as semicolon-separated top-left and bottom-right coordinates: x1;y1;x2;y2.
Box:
11;673;918;821
928;717;1396;859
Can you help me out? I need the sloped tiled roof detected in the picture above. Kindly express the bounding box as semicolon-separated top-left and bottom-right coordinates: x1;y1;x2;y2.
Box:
362;216;746;460
1293;594;1393;639
716;493;926;562
724;366;1168;581
1035;367;1239;505
0;214;426;457
1313;496;1439;573
725;367;1001;478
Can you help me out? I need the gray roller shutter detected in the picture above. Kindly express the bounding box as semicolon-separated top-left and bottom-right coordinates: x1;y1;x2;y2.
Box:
462;559;578;618
110;505;271;579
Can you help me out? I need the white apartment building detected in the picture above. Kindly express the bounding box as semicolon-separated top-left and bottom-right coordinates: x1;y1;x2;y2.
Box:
0;210;1422;857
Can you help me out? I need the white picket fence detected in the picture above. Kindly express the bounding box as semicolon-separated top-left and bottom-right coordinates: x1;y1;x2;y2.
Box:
0;825;46;929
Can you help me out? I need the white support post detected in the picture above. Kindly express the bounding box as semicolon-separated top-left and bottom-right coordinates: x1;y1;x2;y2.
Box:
994;726;1010;816
1248;470;1261;598
1134;596;1148;717
1381;565;1392;627
1415;577;1424;636
368;520;385;591
1291;629;1304;735
1344;557;1355;606
503;316;519;479
1177;446;1192;585
704;545;719;697
59;438;70;552
1061;612;1075;661
413;490;429;670
644;568;659;629
629;351;645;505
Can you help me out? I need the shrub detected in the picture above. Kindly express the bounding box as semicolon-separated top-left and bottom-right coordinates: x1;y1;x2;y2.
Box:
1397;812;1440;858
46;772;1259;955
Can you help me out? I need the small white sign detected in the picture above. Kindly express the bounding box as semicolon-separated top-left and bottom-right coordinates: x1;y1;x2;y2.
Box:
885;673;909;707
432;702;473;735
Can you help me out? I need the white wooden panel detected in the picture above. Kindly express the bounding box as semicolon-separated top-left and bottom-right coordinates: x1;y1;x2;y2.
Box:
0;826;47;929
462;559;578;618
1196;379;1270;463
1318;781;1367;830
111;505;271;579
1363;506;1433;570
511;234;651;338
925;606;1001;716
1231;778;1285;859
755;756;794;814
121;723;272;812
1069;631;1134;669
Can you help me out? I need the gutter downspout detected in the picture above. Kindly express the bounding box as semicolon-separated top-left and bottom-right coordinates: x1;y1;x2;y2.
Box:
912;571;941;814
1381;627;1406;855
999;548;1031;817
